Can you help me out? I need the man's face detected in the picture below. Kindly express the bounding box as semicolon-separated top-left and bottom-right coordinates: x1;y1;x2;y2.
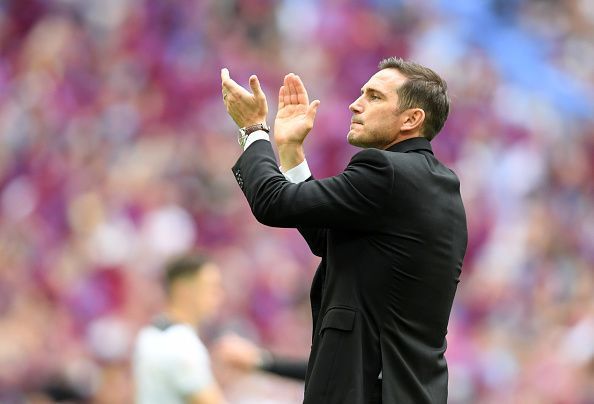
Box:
190;263;225;322
347;68;408;149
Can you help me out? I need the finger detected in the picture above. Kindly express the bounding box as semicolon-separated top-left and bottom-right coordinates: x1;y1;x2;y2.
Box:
283;75;291;106
288;73;298;105
307;100;321;122
221;68;230;100
221;68;250;97
221;68;230;83
224;80;251;97
278;85;285;109
222;86;234;103
249;75;264;99
293;75;309;105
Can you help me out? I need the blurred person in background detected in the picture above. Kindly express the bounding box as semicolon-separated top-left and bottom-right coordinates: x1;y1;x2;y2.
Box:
133;254;226;404
221;57;467;403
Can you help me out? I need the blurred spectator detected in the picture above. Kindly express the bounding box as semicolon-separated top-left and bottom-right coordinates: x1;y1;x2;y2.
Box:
133;253;226;404
0;0;593;402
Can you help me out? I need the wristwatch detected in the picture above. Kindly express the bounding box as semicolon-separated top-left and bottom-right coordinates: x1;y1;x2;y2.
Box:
238;122;270;148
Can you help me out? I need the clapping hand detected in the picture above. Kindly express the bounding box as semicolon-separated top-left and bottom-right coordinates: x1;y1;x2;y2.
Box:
274;73;320;147
221;68;268;128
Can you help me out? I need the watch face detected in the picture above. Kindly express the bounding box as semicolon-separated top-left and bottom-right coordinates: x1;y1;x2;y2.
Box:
238;123;269;147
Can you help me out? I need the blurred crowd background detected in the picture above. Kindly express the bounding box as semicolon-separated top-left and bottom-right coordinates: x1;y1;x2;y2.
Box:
1;0;593;402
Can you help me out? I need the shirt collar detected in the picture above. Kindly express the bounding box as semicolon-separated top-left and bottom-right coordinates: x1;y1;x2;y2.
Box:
385;136;433;154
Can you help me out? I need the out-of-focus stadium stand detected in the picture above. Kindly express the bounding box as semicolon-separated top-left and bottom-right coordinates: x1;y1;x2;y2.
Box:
0;0;593;402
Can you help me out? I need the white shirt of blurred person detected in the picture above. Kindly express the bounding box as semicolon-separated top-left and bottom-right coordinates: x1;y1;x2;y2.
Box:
133;254;226;404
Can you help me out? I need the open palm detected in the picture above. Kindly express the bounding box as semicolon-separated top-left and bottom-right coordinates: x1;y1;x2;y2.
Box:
274;74;320;146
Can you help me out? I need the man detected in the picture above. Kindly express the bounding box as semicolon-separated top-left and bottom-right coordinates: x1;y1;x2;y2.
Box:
221;57;467;403
133;254;226;404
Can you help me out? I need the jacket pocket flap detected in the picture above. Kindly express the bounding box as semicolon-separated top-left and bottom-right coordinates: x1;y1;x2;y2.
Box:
320;307;355;334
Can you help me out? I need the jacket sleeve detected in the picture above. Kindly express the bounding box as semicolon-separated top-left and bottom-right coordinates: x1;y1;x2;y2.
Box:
298;227;327;257
231;140;394;230
259;356;308;381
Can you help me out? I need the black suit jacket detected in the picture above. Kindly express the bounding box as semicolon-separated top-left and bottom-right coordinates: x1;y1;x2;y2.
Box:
232;137;467;403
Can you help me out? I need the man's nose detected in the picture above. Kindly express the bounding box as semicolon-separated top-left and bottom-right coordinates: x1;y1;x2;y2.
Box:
349;98;363;113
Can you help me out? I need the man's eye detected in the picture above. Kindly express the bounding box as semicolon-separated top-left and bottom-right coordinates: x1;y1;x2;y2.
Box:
369;95;380;100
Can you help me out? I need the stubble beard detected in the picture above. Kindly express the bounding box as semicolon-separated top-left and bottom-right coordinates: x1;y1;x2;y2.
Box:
347;130;356;145
347;128;372;148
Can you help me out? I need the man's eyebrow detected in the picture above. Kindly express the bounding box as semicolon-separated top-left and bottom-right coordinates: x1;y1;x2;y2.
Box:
360;87;385;96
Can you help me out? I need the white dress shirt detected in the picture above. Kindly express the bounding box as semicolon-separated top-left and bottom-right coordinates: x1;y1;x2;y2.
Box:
133;323;214;404
243;130;311;183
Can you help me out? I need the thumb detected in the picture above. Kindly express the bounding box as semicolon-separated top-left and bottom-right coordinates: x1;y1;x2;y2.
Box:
307;100;321;121
249;75;264;98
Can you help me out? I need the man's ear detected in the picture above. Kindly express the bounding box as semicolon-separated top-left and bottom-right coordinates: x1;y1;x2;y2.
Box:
400;108;425;133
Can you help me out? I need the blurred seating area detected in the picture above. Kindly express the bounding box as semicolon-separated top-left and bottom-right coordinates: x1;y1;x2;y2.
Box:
0;0;593;402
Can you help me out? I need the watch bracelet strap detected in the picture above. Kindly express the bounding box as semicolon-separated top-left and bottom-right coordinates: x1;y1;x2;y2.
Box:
238;123;269;147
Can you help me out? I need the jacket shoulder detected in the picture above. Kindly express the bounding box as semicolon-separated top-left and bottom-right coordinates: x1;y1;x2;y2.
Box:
349;147;394;167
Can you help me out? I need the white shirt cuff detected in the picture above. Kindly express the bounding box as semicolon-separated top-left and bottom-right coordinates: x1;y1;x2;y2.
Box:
244;130;270;150
283;159;311;183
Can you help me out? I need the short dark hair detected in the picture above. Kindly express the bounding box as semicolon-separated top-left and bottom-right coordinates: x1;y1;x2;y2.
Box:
163;253;209;295
378;57;449;140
